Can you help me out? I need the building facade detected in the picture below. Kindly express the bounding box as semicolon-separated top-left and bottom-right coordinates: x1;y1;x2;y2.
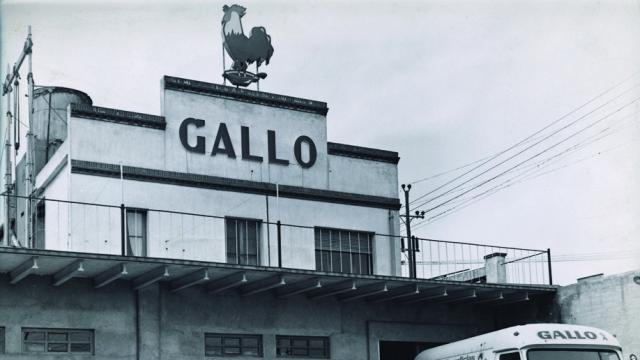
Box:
0;76;556;360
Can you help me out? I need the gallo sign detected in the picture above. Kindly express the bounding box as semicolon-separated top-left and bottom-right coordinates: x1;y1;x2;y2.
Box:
179;118;317;168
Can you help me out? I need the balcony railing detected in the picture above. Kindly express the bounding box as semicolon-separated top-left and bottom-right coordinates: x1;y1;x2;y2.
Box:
2;194;552;285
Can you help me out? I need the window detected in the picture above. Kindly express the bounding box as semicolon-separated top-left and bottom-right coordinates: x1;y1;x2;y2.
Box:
22;328;93;354
315;228;373;275
0;327;4;353
500;352;521;360
205;333;262;357
527;349;620;360
126;209;147;256
226;218;261;266
276;335;329;358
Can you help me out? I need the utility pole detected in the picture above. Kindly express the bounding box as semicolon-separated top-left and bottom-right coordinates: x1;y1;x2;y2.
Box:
401;184;425;279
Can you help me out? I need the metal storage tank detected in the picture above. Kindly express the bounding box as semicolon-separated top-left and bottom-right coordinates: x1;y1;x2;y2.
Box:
32;86;92;174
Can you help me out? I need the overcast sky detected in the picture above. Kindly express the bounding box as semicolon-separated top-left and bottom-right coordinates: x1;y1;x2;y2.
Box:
2;0;639;285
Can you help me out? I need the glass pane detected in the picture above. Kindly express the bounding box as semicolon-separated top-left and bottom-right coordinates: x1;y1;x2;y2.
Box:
223;347;241;355
69;331;91;342
527;350;619;360
48;332;68;342
243;347;259;356
223;337;240;347
309;339;325;349
331;252;341;272
205;336;222;347
24;342;45;352
292;339;307;348
70;343;91;353
24;331;45;341
292;347;309;356
47;343;68;352
361;254;371;275
315;250;321;270
277;338;291;347
226;219;237;264
352;252;362;274
500;352;521;360
341;252;351;274
205;347;222;356
320;229;330;250
242;337;258;347
314;229;321;248
321;251;330;272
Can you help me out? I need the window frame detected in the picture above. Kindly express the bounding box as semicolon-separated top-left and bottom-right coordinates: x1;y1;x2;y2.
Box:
225;216;263;266
314;227;374;275
126;208;148;257
276;335;330;359
204;332;263;357
21;328;94;355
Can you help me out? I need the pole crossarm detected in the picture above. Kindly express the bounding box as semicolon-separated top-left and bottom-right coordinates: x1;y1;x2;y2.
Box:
2;31;32;96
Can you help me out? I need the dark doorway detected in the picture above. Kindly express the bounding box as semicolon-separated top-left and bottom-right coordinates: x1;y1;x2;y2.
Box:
379;341;442;360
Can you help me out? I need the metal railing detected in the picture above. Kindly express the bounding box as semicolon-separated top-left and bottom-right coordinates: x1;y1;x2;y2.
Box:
404;236;551;285
2;194;553;285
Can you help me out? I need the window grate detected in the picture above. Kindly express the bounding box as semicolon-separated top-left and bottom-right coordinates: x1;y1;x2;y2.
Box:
226;218;261;266
205;333;262;357
314;228;373;275
126;209;147;256
22;328;93;354
276;335;329;358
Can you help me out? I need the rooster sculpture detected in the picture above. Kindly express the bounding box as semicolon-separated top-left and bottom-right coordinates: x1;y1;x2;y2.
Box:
221;4;274;87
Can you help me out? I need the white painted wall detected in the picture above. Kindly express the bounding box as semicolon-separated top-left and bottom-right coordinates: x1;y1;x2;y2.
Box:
37;87;402;275
328;155;398;198
161;89;329;189
60;174;400;275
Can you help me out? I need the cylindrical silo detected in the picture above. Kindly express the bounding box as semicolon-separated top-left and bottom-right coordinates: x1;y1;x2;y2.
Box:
32;86;92;174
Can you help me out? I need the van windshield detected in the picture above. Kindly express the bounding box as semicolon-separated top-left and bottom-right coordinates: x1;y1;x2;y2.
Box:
528;349;619;360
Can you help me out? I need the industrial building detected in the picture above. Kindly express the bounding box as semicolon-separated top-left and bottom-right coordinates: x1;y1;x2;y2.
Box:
0;75;556;359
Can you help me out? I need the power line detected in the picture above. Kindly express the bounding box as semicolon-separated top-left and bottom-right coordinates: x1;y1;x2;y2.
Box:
412;93;640;214
415;102;640;229
410;133;639;231
408;73;640;207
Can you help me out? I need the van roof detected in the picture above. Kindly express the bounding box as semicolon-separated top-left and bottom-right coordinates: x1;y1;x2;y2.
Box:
416;324;621;360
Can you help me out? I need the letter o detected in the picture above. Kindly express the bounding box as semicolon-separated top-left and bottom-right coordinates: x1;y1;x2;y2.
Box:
584;332;597;339
294;135;317;168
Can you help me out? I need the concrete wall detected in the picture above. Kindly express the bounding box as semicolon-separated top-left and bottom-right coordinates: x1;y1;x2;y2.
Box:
56;174;400;275
33;82;402;274
556;270;640;359
327;155;398;198
0;274;554;360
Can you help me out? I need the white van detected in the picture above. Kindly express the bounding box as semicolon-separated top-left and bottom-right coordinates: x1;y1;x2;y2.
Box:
415;324;622;360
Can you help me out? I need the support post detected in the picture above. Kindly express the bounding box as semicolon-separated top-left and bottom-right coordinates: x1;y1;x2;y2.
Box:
4;81;12;247
25;26;34;248
121;204;126;256
277;220;282;268
547;248;553;285
402;185;414;278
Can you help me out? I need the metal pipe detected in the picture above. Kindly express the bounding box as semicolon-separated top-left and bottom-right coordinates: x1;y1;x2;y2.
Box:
4;79;13;247
277;220;282;268
547;248;553;285
25;26;34;248
121;204;126;256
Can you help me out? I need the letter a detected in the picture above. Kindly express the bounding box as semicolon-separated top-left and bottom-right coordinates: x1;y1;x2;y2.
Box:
211;123;236;158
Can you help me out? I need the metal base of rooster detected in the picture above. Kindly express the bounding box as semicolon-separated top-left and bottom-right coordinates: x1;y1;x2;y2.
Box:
223;70;267;87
